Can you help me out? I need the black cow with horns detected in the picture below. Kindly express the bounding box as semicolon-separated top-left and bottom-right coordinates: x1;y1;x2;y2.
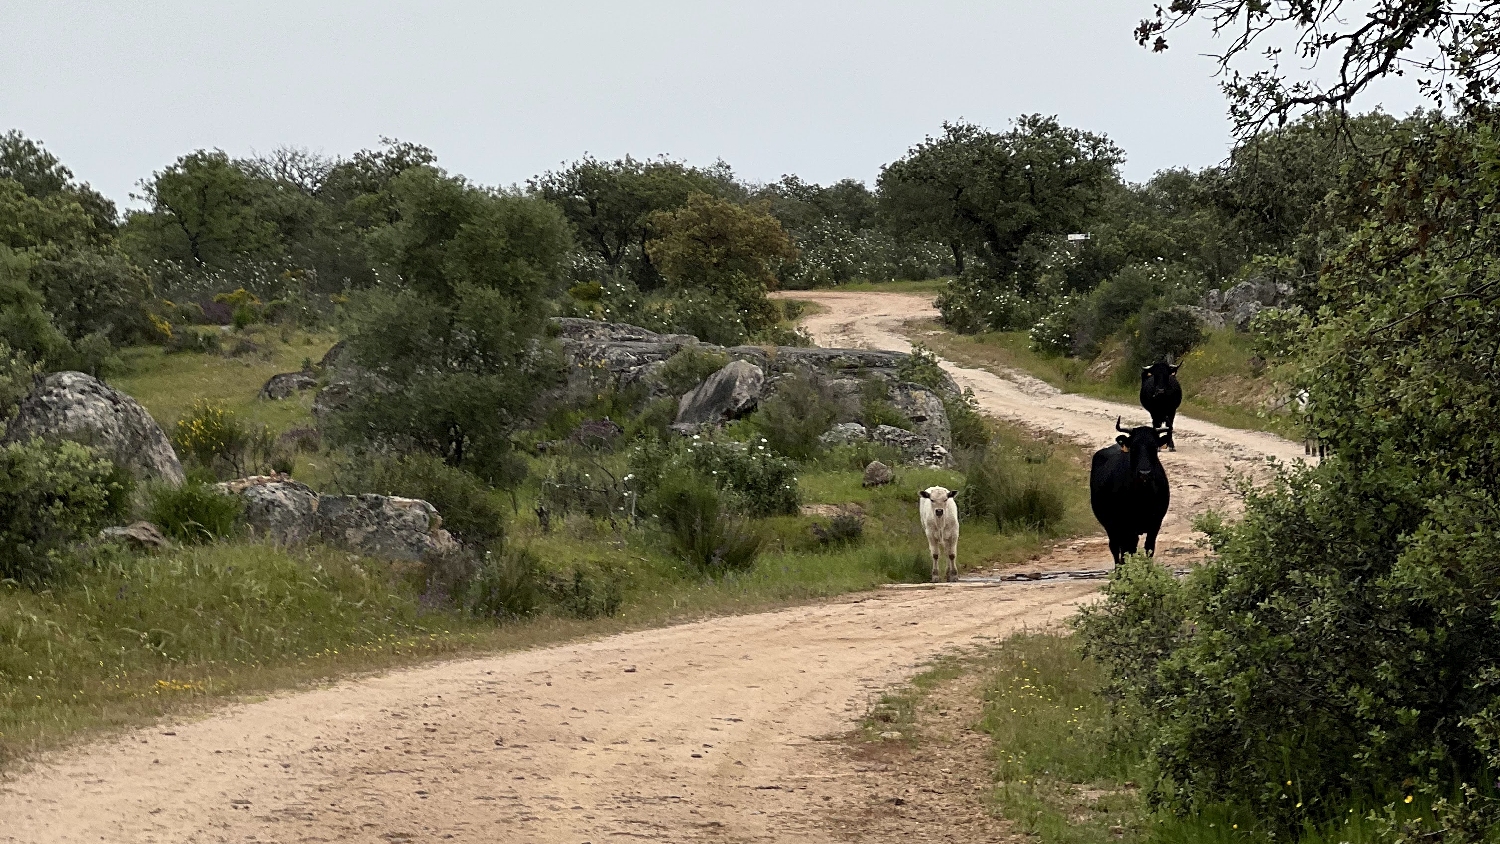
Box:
1139;359;1182;451
1089;417;1171;566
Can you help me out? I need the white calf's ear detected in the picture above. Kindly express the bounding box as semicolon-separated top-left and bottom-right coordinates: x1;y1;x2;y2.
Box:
919;490;931;499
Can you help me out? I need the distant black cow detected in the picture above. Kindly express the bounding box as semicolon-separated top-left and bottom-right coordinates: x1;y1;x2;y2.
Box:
1139;360;1182;451
1090;417;1171;566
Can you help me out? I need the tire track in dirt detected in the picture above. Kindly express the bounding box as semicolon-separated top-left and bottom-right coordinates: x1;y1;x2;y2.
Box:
0;292;1304;843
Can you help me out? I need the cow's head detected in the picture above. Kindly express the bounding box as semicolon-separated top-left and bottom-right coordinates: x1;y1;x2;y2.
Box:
1140;359;1181;398
920;486;958;518
1115;416;1169;480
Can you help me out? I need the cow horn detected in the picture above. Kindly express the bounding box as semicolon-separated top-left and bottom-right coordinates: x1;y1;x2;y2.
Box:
1141;365;1151;373
1115;416;1128;433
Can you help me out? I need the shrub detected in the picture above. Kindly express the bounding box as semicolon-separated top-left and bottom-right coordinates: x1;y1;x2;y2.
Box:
146;479;241;543
656;346;730;396
896;343;948;389
0;342;38;430
964;446;1066;533
544;566;624;619
164;327;222;355
936;267;1036;333
858;380;912;430
0;439;132;583
1074;552;1187;710
811;513;864;548
538;454;634;524
944;388;991;450
1130;304;1203;368
1028;295;1081;356
645;469;763;573
463;547;545;620
333;450;506;548
171;400;273;478
679;437;800;517
752;372;842;461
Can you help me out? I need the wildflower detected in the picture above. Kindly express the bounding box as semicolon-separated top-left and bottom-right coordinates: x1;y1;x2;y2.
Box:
1405;795;1414;804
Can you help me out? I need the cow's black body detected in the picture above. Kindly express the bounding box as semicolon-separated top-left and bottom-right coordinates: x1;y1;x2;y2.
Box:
1139;360;1182;451
1090;419;1171;566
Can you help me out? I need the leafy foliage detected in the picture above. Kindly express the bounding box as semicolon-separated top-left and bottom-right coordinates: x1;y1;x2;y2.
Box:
0;439;132;583
750;371;843;461
643;468;763;573
147;479;243;543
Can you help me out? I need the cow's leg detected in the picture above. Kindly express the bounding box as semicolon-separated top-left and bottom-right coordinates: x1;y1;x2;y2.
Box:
1166;411;1178;451
1123;533;1140;559
946;539;958;582
1144;526;1159;558
1107;534;1122;567
927;535;942;582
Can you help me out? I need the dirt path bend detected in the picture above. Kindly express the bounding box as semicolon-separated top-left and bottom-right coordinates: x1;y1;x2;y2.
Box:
1;292;1305;844
781;290;1307;568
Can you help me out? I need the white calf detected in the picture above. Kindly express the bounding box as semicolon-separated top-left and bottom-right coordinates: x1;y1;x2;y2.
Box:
919;486;960;582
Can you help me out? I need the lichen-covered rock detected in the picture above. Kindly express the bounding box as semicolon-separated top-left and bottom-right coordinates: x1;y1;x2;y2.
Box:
5;371;184;485
258;371;318;400
862;460;894;487
98;521;171;552
312;380;354;421
217;476;320;545
819;422;870;447
316;494;458;561
676;360;765;426
890;384;951;447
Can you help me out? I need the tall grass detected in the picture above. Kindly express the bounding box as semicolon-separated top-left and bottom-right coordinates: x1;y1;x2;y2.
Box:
0;542;476;765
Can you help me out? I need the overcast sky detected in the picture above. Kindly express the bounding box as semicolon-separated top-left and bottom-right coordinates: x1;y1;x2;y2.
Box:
2;2;1426;207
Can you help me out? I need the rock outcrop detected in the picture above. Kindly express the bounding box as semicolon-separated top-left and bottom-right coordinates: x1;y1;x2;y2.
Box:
4;371;185;485
218;476;321;545
98;521;171;552
553;318;961;399
258;371;318;400
1195;279;1293;331
890;384;951;447
215;475;458;560
317;494;458;561
819;422;870;447
676;360;765;426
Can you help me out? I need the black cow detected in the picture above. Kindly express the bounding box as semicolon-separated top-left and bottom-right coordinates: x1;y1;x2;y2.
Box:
1139;359;1182;451
1090;417;1171;566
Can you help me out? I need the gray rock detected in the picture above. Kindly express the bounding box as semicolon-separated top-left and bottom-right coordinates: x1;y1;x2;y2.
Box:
317;340;348;371
1199;279;1291;332
316;494;458;561
312;380;354;421
258;371;318;400
5;371;185;485
890;384;951;447
98;521;171;552
1181;306;1228;331
551;318;961;400
676;360;765;426
862;460;894;487
217;476;320;545
1231;301;1264;331
871;424;926;452
819;422;870;447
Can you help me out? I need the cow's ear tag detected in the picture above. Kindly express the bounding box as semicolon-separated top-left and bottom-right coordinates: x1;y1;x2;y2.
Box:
1116;435;1129;449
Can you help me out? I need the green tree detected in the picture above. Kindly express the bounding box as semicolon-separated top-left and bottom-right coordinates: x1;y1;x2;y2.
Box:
330;166;572;482
531;155;740;290
878;116;1124;282
645;192;797;332
124;150;280;267
0;130;117;236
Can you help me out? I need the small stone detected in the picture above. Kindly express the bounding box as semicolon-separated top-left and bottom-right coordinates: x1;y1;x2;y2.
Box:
98;521;171;552
879;731;903;740
862;460;894;487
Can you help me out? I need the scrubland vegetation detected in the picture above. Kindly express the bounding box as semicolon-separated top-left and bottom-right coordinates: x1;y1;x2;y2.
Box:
7;2;1500;839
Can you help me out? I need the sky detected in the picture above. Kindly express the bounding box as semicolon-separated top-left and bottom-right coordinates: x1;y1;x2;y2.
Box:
2;1;1429;208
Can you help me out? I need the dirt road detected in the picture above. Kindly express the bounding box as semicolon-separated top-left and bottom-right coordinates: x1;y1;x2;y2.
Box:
1;293;1305;844
784;290;1306;568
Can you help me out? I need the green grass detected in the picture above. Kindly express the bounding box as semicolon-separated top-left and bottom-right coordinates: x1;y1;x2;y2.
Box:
912;322;1301;439
110;327;338;436
972;633;1450;844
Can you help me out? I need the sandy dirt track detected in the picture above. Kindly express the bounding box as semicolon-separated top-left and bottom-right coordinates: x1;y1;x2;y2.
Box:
1;292;1306;843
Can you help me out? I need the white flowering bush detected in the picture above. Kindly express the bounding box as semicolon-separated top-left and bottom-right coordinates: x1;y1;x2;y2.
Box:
629;435;799;517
